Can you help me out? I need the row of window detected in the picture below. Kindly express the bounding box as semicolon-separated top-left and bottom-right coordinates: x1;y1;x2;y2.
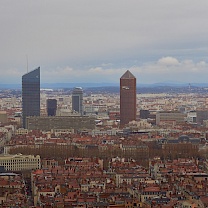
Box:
0;159;39;163
0;160;38;163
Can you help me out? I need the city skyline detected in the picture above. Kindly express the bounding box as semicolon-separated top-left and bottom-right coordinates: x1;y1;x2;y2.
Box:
1;1;208;84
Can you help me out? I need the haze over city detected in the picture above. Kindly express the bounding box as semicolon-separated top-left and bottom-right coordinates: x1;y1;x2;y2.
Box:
2;1;208;206
1;0;208;84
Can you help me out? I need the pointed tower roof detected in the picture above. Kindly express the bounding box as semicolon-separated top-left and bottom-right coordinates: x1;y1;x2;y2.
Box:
120;70;135;79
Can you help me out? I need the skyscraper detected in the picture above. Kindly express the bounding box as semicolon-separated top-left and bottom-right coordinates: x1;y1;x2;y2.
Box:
47;99;57;116
72;87;83;115
120;70;136;126
22;67;40;128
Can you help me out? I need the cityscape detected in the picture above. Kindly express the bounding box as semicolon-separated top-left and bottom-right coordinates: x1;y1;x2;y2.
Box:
1;1;208;207
0;67;208;207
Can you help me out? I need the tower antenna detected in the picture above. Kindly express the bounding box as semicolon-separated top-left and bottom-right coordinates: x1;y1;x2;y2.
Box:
26;55;28;73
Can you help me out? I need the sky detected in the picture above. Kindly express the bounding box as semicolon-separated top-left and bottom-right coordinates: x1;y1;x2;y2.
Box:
1;0;208;85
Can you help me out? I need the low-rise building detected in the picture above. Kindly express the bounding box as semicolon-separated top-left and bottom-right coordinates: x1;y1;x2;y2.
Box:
26;116;95;131
0;173;28;207
15;128;28;135
0;153;40;171
156;111;186;126
0;111;8;124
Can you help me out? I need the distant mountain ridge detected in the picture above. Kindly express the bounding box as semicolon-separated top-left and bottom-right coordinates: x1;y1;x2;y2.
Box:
1;82;208;89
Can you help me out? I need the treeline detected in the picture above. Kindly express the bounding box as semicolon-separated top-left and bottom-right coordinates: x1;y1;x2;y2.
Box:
9;142;201;169
9;144;149;168
147;141;200;160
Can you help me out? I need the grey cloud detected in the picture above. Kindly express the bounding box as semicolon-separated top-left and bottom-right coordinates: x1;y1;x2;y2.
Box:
1;1;208;84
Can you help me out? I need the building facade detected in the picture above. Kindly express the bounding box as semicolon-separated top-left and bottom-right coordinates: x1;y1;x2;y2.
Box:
156;111;185;126
22;67;40;128
72;87;83;115
26;116;95;131
0;154;41;171
140;110;150;119
47;99;57;116
196;110;208;125
120;70;136;126
0;111;8;124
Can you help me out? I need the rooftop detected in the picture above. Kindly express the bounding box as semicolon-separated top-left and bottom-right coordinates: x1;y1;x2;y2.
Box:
120;70;135;79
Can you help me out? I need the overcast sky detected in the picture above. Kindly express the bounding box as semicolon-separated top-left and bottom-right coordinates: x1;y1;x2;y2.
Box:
1;0;208;84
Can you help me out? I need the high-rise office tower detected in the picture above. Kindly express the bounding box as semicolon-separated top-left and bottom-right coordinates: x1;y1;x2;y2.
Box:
72;87;83;115
120;70;136;126
22;67;40;128
47;99;57;116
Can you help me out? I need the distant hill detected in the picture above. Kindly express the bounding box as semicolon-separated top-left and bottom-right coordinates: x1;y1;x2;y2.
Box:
1;82;208;94
0;83;118;89
0;84;21;89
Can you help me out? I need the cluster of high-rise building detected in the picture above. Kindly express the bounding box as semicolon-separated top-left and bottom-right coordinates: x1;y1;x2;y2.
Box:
21;67;86;129
21;67;137;130
3;66;208;133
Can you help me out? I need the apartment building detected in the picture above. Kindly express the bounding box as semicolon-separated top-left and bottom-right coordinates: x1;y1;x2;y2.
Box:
156;111;185;126
26;116;95;131
0;153;40;171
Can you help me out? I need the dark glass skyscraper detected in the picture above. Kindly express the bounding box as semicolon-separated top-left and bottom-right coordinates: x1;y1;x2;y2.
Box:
47;99;57;116
22;67;40;128
72;87;83;115
120;70;136;126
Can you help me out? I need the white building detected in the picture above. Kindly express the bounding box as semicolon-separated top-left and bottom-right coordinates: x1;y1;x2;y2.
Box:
0;154;41;171
187;111;197;124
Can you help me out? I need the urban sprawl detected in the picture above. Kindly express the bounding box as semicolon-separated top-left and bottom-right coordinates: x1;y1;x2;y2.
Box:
1;68;208;207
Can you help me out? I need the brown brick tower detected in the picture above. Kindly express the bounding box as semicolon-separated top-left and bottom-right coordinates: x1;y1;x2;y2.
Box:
120;70;136;126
